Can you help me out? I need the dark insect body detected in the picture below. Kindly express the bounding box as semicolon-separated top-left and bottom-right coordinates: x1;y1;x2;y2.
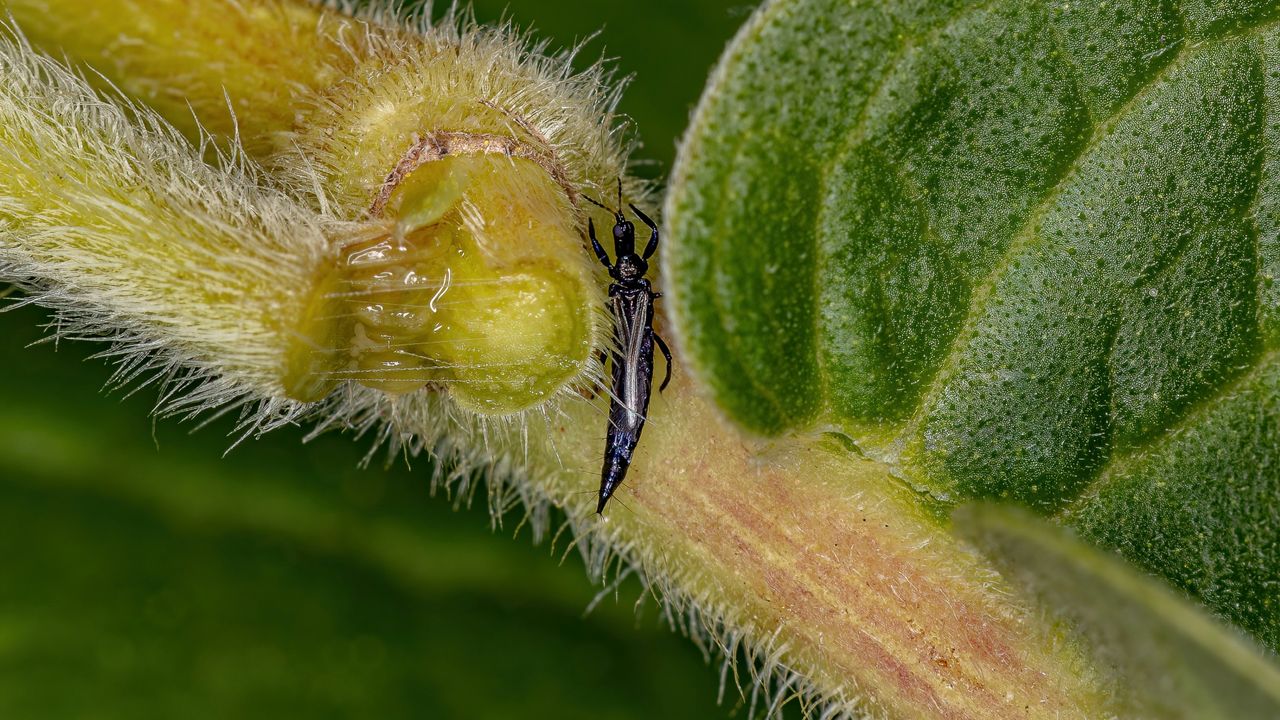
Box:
586;182;672;515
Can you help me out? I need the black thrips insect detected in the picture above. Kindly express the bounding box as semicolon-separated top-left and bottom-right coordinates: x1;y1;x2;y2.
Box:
585;181;672;515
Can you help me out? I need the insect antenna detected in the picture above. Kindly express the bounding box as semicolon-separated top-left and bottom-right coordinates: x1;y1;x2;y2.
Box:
583;179;627;223
583;193;611;212
583;193;624;227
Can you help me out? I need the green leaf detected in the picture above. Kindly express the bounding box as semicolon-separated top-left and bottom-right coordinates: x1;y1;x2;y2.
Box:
954;503;1280;720
666;0;1280;650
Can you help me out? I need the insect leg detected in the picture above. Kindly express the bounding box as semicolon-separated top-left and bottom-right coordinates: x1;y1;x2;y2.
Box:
588;218;612;269
654;331;673;392
629;204;660;259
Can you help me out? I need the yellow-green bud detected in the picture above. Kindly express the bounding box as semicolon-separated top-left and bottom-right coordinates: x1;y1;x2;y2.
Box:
6;0;642;417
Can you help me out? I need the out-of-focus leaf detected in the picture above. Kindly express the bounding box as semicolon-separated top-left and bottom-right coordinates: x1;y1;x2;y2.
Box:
954;504;1280;720
0;307;729;719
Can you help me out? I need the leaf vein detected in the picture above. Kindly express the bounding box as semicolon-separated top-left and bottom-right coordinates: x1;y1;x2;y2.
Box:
907;34;1193;440
1081;33;1273;499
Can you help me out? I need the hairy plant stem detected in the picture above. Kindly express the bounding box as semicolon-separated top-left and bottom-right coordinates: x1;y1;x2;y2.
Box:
0;1;1116;717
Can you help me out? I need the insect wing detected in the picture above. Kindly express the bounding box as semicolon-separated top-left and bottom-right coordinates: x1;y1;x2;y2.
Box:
611;288;653;432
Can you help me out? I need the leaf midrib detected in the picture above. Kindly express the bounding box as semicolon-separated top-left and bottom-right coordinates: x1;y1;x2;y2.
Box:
855;7;1280;507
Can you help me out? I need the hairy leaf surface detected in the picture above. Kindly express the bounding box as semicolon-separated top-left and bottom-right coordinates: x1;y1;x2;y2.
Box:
666;0;1280;651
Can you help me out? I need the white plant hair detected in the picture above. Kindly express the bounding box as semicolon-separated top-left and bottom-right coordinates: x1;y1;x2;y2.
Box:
0;24;337;434
0;7;856;718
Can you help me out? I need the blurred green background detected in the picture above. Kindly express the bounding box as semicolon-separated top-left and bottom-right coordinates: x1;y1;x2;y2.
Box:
0;1;758;718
